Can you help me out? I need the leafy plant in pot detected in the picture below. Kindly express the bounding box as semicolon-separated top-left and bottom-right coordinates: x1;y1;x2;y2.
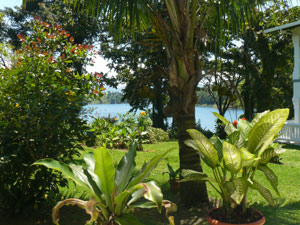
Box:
163;163;180;193
181;109;289;225
33;143;177;225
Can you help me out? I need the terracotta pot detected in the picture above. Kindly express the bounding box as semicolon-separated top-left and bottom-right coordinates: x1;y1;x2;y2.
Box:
169;179;180;193
206;208;265;225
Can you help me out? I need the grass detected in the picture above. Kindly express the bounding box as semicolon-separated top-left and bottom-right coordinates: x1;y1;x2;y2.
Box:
68;141;300;225
2;141;300;225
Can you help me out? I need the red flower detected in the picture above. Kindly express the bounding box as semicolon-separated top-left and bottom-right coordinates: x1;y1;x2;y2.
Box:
37;38;42;42
65;33;71;37
233;120;238;127
48;56;53;63
70;37;74;43
17;34;23;40
93;90;99;94
241;118;246;121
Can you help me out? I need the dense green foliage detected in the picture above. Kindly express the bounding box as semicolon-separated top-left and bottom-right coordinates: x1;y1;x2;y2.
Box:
183;109;289;223
33;144;176;225
89;112;169;150
0;18;102;214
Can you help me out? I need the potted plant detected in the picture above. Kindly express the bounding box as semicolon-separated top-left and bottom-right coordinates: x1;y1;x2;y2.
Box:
182;109;289;225
163;163;180;193
33;143;177;225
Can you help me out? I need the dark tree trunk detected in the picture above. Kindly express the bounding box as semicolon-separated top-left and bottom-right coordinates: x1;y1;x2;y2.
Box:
175;112;209;205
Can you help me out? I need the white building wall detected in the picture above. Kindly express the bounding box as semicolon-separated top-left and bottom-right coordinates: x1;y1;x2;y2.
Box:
292;27;300;122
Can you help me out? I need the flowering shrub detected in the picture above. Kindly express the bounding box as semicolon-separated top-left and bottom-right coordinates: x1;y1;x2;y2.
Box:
0;17;102;213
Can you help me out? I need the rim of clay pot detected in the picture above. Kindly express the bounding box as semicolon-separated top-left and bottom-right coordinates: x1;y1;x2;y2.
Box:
206;207;266;225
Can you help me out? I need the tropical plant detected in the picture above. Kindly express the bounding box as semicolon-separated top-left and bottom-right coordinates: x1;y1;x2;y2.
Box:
182;109;289;223
33;143;177;225
164;164;180;181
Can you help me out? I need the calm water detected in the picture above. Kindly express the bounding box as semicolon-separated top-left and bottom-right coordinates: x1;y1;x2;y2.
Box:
83;104;243;132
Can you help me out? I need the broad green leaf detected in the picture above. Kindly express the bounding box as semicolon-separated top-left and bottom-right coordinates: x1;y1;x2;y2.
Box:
251;110;270;126
94;147;115;210
225;123;237;136
237;119;252;139
228;131;244;149
115;142;137;194
248;109;289;155
180;169;216;183
127;189;144;206
33;159;93;196
258;165;279;195
225;177;246;205
210;135;223;162
260;147;277;164
248;179;275;206
115;214;144;225
128;148;173;188
114;183;144;216
83;153;103;198
128;201;157;209
222;141;242;174
143;181;163;212
240;147;257;167
185;129;218;168
212;112;230;125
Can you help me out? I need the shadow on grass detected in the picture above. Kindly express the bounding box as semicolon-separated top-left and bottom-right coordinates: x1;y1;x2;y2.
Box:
282;143;300;151
251;201;300;225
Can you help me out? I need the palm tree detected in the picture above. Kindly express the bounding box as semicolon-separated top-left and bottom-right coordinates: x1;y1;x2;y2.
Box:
23;0;285;205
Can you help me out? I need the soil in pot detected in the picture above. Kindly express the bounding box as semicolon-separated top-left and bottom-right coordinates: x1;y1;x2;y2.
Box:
207;207;265;224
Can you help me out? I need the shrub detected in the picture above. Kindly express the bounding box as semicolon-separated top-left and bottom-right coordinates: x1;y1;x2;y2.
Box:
89;112;162;150
0;17;102;214
146;127;169;143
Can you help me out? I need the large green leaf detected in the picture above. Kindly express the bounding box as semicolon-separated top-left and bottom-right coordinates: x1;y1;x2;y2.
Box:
225;123;237;136
251;110;270;126
222;141;242;174
33;159;94;196
114;184;145;216
210;135;223;162
128;148;173;188
115;142;137;194
228;131;244;149
94;147;115;210
240;147;257;167
185;129;219;168
248;109;289;155
143;181;163;212
212;112;230;125
258;165;279;195
237;119;252;139
225;177;246;205
248;179;275;206
83;153;103;198
259;147;277;164
180;169;216;183
115;214;144;225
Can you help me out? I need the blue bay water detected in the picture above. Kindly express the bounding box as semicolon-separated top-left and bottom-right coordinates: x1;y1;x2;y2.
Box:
83;104;243;132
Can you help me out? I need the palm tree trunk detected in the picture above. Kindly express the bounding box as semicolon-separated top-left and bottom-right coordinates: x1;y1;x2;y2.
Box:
175;111;209;205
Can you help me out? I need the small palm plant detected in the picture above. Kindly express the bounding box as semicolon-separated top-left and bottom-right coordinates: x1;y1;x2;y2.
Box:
33;143;176;225
182;109;289;223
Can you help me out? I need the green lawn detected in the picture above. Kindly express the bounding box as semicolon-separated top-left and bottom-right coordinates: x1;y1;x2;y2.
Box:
3;141;299;225
57;142;300;224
